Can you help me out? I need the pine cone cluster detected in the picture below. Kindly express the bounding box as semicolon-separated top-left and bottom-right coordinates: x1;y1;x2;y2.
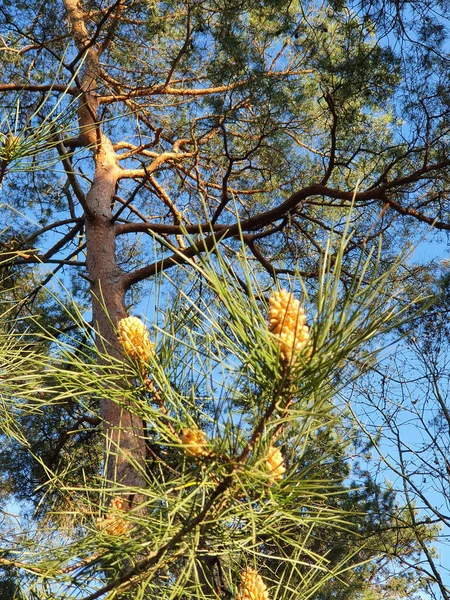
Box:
118;316;153;365
237;567;270;600
96;497;130;536
266;445;286;484
179;428;209;457
268;289;309;362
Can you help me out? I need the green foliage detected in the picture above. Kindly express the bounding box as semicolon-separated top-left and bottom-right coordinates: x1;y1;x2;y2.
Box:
0;220;436;599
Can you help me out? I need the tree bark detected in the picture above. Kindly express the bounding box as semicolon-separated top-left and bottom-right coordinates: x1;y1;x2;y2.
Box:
84;131;147;488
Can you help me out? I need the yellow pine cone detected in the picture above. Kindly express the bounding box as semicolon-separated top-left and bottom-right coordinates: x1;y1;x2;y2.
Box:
266;445;286;484
96;497;130;536
1;133;21;158
118;316;153;365
268;289;309;362
179;428;209;457
237;567;270;600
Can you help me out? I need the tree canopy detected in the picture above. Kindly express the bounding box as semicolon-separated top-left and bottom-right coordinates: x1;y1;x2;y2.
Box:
1;0;450;598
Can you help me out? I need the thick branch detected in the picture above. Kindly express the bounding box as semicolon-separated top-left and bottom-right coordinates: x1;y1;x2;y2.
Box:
68;0;126;69
98;69;315;103
117;151;196;179
121;169;450;290
0;83;78;94
320;91;338;186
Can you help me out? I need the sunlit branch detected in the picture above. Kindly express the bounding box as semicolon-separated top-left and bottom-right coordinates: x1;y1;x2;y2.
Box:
98;69;315;103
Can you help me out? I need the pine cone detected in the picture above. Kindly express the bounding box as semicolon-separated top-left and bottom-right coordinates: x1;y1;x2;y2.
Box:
268;289;309;362
237;567;270;600
96;497;130;536
179;428;209;457
266;445;286;484
118;316;153;365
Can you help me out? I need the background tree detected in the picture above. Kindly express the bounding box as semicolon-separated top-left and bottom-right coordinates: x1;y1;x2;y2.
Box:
1;0;450;598
351;268;450;600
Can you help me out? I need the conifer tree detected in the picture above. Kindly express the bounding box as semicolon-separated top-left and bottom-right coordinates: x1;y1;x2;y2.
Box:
1;1;450;598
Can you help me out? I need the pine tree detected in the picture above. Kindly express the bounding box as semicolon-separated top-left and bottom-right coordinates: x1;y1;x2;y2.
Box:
1;1;449;598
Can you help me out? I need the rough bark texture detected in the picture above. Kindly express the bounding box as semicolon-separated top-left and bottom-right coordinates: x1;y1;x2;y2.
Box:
84;135;147;488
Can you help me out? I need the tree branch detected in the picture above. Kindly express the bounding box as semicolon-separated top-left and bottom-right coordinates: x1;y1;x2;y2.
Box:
320;91;338;186
120;165;450;290
98;69;315;103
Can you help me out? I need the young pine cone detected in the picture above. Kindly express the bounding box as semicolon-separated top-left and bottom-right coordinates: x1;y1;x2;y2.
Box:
179;428;210;457
266;445;286;484
268;289;309;362
237;567;270;600
96;497;130;536
118;316;153;365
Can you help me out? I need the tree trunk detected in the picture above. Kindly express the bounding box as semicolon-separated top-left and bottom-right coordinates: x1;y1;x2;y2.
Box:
84;129;147;488
63;0;147;490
